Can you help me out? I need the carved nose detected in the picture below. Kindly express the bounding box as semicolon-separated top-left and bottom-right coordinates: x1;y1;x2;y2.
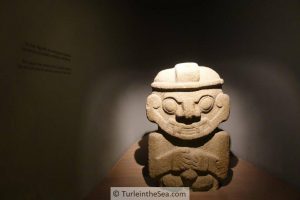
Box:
176;100;201;125
182;100;199;118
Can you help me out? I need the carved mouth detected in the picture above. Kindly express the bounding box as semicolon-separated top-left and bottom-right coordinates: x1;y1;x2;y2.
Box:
170;118;209;134
175;116;201;125
151;108;215;139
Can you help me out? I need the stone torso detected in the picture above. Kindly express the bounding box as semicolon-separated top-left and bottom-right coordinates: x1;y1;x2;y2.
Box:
148;130;229;191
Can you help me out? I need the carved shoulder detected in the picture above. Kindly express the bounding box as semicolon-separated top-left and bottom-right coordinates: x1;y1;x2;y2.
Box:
212;131;230;144
203;131;230;157
149;132;165;147
204;131;230;146
149;131;163;140
148;132;174;156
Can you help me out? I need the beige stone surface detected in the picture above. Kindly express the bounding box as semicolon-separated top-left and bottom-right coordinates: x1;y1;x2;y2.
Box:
146;62;230;191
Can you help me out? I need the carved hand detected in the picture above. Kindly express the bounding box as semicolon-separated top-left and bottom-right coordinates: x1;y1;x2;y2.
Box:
171;148;194;171
208;157;227;178
189;150;209;172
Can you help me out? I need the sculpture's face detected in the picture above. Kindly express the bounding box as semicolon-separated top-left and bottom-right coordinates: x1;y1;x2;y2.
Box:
146;88;230;140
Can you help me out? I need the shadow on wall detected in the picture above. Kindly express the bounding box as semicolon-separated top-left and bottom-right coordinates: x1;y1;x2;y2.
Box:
81;59;300;196
79;0;300;196
80;69;156;196
1;0;300;199
219;59;300;189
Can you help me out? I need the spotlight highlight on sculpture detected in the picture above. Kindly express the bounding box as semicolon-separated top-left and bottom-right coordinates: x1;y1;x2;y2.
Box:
146;62;230;191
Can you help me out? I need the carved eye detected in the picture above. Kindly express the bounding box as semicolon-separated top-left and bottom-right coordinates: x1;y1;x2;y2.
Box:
162;98;178;114
199;96;214;113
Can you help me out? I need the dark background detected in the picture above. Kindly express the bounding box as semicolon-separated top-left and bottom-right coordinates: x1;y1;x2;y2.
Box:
1;0;300;199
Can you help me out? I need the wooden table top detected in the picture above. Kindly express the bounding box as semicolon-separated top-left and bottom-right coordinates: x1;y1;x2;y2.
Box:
86;137;300;200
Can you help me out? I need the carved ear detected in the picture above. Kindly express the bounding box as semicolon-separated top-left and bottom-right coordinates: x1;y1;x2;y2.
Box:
215;93;230;121
146;93;161;109
146;93;161;122
216;93;230;108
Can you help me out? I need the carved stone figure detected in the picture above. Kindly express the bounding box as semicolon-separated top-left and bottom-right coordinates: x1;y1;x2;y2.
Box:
146;62;230;191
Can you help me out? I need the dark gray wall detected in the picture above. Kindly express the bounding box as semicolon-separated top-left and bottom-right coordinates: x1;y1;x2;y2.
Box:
1;0;300;199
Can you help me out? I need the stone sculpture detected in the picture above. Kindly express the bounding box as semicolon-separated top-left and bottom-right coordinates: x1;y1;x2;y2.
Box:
146;62;230;191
